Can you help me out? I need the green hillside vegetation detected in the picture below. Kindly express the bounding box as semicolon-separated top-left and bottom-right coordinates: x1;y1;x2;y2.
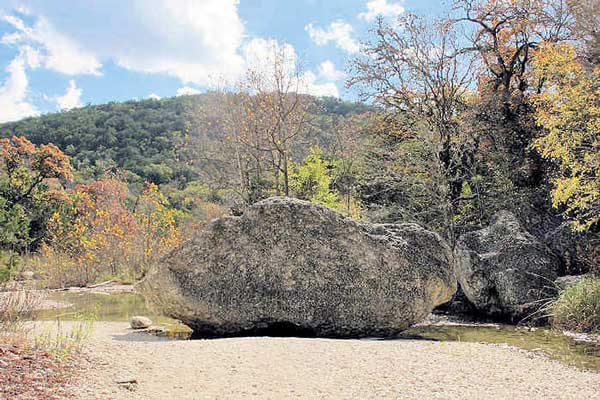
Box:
0;94;370;187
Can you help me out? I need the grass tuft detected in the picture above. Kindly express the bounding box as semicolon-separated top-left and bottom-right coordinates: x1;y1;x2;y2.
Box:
551;276;600;333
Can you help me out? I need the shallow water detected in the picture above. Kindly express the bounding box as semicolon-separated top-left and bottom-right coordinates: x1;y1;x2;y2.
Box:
37;291;193;339
38;291;600;371
402;325;600;372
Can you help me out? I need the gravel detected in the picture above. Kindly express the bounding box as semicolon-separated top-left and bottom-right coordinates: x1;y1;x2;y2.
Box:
58;322;600;400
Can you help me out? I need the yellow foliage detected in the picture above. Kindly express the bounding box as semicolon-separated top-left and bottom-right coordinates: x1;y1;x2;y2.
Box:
532;43;600;231
46;178;183;285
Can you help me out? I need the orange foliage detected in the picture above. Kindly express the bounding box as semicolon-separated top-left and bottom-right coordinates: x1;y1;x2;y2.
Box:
46;178;182;286
0;136;72;181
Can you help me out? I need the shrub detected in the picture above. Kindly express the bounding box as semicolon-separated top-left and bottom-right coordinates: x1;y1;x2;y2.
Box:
551;276;600;333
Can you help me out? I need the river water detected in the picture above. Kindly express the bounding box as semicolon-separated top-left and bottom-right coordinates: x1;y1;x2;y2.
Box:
37;290;600;372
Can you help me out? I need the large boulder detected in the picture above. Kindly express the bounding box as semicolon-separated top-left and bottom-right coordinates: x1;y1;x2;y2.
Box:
455;211;560;319
141;197;456;338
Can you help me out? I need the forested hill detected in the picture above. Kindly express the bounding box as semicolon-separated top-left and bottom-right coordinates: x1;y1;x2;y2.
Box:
0;94;371;185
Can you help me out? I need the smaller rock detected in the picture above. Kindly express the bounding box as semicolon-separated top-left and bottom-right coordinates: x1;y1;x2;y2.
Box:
454;210;560;319
130;316;152;329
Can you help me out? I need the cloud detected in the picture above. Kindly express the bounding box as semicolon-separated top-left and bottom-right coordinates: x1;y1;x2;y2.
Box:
0;49;39;122
243;38;298;83
242;38;339;98
6;0;245;85
1;15;102;76
243;38;339;97
305;21;360;54
298;71;339;97
176;86;201;96
0;1;341;109
148;93;161;100
358;0;405;22
56;80;82;110
318;60;345;81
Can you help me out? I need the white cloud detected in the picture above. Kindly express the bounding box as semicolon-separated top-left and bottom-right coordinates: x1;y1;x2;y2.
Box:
0;1;343;106
3;0;245;85
242;38;298;85
148;93;161;100
358;0;405;22
242;38;339;98
176;86;201;96
0;49;39;122
298;71;339;98
305;21;360;54
318;60;345;81
1;15;102;76
56;80;82;110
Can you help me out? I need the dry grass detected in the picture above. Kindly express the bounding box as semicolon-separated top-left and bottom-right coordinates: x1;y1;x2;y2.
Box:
35;317;94;360
0;282;43;344
0;283;92;399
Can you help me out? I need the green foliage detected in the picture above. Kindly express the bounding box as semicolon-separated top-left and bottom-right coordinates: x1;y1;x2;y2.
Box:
552;277;600;333
0;251;20;283
291;147;339;209
0;95;371;190
0;136;73;252
0;200;31;250
0;98;193;184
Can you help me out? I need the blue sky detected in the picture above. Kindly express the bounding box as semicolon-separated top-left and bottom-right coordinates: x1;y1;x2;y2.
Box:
0;0;449;123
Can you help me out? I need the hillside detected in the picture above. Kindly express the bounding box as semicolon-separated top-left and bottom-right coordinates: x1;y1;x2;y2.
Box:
0;94;371;186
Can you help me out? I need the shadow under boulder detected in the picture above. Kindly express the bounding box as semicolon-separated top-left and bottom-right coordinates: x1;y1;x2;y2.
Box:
140;197;457;338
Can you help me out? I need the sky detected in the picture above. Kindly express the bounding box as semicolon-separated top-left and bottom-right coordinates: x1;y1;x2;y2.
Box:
0;0;448;123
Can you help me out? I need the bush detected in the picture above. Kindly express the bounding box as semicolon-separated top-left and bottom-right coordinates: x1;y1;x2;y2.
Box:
551;276;600;333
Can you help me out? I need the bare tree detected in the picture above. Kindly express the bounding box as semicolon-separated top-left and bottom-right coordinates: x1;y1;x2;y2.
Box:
206;42;315;204
452;0;574;102
241;42;314;198
349;14;475;216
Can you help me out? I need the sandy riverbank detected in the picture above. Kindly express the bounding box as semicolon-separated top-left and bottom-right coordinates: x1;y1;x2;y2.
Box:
43;322;600;400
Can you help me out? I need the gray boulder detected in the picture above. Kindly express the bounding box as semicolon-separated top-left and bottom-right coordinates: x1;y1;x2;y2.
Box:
455;211;560;319
140;197;456;338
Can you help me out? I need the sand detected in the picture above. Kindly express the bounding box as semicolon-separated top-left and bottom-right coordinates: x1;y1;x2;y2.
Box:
50;322;600;400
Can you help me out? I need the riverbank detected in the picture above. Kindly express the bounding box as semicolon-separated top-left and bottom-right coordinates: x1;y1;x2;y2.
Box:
47;321;599;400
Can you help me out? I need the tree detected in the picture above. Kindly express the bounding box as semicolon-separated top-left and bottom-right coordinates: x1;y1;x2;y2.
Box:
358;116;452;232
291;147;339;209
327;112;368;217
453;0;573;106
47;177;183;286
0;136;72;251
134;182;182;268
349;13;475;239
569;0;600;65
232;41;314;201
448;0;577;234
532;42;600;231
